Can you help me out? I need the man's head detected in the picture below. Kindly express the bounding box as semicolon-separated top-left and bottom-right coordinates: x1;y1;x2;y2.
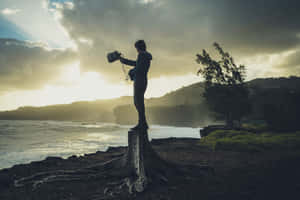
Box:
135;40;146;53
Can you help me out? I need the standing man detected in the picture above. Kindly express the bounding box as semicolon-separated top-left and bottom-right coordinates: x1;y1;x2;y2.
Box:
120;40;152;130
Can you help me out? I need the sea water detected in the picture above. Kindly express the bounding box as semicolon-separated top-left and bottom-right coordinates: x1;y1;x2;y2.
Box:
0;120;200;169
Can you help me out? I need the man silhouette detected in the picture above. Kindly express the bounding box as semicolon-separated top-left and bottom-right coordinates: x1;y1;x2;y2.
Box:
120;40;152;130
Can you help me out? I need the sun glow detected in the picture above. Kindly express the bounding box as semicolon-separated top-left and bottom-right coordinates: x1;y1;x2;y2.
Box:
0;61;201;111
0;62;131;111
45;61;130;102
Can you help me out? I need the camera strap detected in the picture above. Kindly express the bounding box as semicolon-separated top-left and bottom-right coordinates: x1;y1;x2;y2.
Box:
121;63;130;81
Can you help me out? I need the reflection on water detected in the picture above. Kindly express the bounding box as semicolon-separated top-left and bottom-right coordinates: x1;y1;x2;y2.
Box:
0;120;200;169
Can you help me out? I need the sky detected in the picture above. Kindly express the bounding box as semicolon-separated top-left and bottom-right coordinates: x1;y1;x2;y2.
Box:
0;0;300;111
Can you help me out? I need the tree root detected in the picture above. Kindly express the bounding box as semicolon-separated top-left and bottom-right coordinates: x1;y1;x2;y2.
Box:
14;156;125;189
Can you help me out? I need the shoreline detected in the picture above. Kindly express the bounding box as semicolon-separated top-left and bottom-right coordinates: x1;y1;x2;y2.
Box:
0;137;200;171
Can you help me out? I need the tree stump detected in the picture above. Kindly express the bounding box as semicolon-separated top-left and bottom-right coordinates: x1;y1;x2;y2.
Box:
126;130;149;193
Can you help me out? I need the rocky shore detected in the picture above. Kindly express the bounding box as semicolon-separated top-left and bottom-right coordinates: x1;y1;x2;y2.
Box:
1;136;300;200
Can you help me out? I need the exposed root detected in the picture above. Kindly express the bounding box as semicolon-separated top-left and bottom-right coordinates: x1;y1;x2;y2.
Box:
14;156;125;189
91;168;168;199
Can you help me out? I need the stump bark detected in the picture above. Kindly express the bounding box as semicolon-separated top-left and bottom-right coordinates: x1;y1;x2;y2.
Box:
126;130;149;193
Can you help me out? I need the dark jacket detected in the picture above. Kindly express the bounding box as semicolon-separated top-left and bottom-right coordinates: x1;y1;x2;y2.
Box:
120;51;152;84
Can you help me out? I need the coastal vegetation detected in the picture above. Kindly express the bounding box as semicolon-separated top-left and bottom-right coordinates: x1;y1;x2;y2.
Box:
200;127;300;152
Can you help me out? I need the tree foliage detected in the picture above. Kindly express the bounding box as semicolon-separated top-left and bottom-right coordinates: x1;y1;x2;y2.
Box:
197;43;246;85
196;43;250;127
261;89;300;131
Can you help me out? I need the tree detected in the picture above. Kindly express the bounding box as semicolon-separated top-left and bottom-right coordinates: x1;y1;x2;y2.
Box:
196;43;250;127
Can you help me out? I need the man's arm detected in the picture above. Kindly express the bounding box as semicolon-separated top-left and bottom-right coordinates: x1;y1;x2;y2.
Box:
120;57;136;67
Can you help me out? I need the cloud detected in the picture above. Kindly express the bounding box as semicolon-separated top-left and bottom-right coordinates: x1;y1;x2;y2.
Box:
1;8;21;15
274;50;300;75
0;0;76;49
58;0;212;81
55;0;300;82
0;39;77;93
209;0;300;55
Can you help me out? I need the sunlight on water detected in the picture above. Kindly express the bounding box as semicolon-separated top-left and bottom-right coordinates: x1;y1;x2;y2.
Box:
0;120;200;169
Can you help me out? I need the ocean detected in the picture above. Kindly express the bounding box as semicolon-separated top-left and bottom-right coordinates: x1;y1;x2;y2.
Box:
0;120;200;170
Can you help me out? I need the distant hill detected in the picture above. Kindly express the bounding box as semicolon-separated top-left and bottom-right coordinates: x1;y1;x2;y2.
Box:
0;96;132;122
247;76;300;90
146;82;205;106
1;77;300;126
0;82;207;124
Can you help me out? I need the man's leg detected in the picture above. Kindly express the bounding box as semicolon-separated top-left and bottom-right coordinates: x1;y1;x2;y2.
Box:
133;84;148;129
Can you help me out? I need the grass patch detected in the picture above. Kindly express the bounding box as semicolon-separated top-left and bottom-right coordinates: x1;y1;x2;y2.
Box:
200;129;300;152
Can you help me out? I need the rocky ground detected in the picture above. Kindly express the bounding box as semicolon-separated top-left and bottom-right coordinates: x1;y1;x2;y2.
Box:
1;137;300;200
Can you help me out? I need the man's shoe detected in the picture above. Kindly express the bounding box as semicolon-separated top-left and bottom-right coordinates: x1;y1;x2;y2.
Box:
130;123;149;131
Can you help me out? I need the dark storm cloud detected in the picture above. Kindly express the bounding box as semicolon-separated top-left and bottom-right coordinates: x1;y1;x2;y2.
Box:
210;0;300;54
57;0;300;80
0;39;76;93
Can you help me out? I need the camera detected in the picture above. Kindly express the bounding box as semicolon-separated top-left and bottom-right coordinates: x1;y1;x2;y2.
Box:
107;51;135;81
107;51;121;63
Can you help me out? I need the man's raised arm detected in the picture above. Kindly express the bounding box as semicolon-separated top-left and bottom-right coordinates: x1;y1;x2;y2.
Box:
120;57;136;67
